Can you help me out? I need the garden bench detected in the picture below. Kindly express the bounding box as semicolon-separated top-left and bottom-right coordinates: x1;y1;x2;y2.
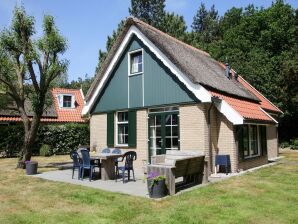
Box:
147;150;206;195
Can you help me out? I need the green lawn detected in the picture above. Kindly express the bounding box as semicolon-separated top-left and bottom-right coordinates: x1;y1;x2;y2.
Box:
0;150;298;224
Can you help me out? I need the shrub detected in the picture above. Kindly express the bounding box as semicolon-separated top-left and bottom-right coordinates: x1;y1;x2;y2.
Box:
280;141;290;149
0;123;89;157
290;139;298;150
39;144;51;157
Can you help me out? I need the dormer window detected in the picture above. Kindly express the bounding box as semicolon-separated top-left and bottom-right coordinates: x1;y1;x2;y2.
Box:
129;50;143;75
57;94;75;109
63;95;72;108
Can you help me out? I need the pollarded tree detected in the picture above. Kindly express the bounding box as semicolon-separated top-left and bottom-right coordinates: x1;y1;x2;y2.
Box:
0;7;68;167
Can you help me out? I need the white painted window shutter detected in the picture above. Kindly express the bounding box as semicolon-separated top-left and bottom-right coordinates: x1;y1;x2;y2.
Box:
57;94;63;108
71;95;75;108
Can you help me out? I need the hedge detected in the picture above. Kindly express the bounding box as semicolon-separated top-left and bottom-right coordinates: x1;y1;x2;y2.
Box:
0;123;89;157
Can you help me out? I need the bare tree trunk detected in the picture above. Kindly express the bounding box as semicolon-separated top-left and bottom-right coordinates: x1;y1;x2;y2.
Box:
17;115;41;169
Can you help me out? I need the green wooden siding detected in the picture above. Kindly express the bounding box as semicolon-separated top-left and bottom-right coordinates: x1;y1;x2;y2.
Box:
129;74;143;108
91;35;196;114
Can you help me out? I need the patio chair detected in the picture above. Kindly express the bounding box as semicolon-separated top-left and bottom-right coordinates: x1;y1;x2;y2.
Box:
102;148;111;153
112;148;122;177
70;151;82;179
80;149;96;181
116;151;137;183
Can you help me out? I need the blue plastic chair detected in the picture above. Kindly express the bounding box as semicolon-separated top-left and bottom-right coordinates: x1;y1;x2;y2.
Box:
102;148;111;153
70;151;82;179
80;149;96;181
116;151;137;183
112;148;122;177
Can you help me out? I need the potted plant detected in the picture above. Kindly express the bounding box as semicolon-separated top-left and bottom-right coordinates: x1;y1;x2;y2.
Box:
25;161;38;175
147;172;167;198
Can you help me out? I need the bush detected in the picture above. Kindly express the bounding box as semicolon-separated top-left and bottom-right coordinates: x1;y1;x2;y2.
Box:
280;141;290;149
39;144;51;157
0;123;89;157
290;139;298;150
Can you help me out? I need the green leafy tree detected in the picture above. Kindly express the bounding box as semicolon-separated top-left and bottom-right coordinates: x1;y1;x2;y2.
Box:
159;12;187;41
191;3;219;45
0;7;68;167
129;0;165;29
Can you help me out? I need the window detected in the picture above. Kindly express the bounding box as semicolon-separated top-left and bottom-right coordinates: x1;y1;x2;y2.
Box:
117;112;129;145
63;95;72;108
57;94;75;109
130;51;143;74
239;125;261;159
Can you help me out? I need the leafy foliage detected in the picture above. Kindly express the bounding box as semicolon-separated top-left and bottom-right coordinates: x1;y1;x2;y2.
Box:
129;0;165;29
0;124;89;157
0;6;69;163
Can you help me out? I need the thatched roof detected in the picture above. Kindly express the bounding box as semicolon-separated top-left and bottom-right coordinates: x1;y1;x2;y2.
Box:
85;17;259;102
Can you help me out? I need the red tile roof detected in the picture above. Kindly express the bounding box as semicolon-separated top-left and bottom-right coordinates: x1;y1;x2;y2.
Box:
209;70;281;123
0;88;85;123
210;90;274;122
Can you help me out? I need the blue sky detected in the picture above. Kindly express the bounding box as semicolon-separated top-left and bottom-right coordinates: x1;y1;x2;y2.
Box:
1;0;297;82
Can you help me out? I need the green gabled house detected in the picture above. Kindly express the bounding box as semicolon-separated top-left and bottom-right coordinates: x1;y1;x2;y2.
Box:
83;17;282;174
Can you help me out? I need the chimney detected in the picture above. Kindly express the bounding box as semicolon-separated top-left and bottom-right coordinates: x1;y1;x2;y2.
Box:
234;72;238;81
225;62;231;79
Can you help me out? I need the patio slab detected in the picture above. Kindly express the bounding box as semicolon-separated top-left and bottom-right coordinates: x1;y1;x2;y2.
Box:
33;160;280;198
34;169;149;197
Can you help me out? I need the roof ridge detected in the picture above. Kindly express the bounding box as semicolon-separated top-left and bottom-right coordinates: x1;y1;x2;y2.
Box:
130;17;211;57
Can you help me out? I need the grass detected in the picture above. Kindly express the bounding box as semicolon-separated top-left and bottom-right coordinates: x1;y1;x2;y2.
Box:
0;150;298;224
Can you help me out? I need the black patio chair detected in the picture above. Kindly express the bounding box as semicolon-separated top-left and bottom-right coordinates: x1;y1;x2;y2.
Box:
116;151;137;183
80;149;96;181
112;148;122;177
102;148;111;153
70;151;82;179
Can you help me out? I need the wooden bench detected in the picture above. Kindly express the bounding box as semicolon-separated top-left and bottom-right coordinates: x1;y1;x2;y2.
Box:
147;150;206;195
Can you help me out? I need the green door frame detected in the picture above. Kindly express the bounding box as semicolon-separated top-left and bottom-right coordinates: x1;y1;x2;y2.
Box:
148;111;180;163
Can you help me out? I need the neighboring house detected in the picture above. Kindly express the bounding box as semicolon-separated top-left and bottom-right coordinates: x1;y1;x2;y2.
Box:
83;17;282;173
0;88;85;124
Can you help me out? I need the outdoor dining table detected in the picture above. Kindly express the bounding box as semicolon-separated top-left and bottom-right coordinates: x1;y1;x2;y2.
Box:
90;153;124;181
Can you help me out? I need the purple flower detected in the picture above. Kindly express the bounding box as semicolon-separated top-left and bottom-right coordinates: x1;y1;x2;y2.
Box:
147;171;160;180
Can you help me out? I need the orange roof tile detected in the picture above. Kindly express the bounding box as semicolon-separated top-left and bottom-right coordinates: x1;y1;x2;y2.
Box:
0;88;85;123
210;91;273;122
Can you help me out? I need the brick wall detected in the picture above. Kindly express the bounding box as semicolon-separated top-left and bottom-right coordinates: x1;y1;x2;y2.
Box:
90;114;107;151
90;110;148;171
267;125;278;160
210;107;238;173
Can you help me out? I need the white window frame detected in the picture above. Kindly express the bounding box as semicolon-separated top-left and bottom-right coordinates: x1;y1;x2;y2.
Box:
244;125;261;159
116;111;129;147
128;49;144;76
57;94;75;109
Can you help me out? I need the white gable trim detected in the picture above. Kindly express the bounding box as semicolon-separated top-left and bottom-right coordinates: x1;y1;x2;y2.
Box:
82;25;244;125
259;107;278;124
214;99;244;125
82;25;211;115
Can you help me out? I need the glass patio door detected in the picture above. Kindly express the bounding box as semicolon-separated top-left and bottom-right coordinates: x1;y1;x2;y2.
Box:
148;112;179;160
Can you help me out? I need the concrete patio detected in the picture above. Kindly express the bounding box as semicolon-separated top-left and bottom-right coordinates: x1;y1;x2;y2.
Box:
34;168;149;197
33;159;280;198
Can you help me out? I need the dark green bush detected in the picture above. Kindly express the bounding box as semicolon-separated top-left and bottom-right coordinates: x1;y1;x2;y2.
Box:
39;144;51;157
280;141;290;149
0;123;89;157
290;139;298;150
